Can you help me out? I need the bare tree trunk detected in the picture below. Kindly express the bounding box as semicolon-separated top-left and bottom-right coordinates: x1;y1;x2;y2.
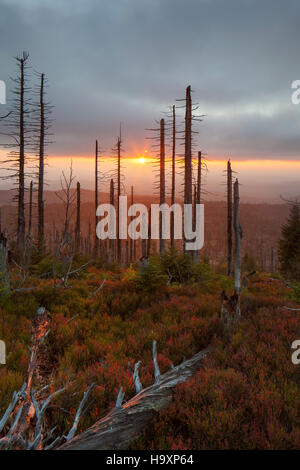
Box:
170;105;176;248
94;140;98;257
234;178;242;319
109;179;115;263
117;135;122;264
194;151;203;261
192;184;197;261
28;180;33;239
129;186;133;262
147;206;151;258
197;151;202;206
159;118;165;254
184;86;192;253
142;213;147;258
227;160;233;276
17;55;26;253
75;182;81;254
37;73;45;253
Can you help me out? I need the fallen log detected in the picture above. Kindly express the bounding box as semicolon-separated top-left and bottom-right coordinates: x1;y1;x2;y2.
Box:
0;307;53;449
59;346;211;450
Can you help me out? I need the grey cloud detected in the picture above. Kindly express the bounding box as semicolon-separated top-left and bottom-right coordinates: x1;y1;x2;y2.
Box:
0;0;300;159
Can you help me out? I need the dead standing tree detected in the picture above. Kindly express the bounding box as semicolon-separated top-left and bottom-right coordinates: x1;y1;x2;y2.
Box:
34;72;53;254
233;178;242;318
15;53;29;253
117;134;122;263
176;86;204;254
53;162;76;287
193;150;205;261
226;160;233;276
0;52;32;254
109;178;115;262
171;105;176;248
221;178;242;326
147;117;167;255
75;181;81;254
159;118;166;254
129;185;134;261
184;86;193;254
94;140;99;257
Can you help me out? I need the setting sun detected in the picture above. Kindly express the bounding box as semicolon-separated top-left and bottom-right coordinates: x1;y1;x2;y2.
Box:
139;157;146;164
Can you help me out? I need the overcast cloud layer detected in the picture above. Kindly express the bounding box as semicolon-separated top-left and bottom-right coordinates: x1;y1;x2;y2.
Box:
0;0;300;160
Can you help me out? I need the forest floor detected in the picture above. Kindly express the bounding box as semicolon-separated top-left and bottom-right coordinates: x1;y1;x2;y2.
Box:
0;256;300;449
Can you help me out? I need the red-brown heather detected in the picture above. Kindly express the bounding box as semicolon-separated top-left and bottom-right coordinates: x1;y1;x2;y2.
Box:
0;47;299;450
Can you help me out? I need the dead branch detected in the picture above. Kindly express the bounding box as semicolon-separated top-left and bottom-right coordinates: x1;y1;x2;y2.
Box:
59;345;211;450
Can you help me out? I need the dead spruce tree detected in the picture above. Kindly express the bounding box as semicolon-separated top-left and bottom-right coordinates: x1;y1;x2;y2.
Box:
54;162;76;287
184;86;193;253
94;139;99;257
226;160;233;276
193;151;203;261
159;118;166;253
221;178;242;326
109;178;115;262
171;104;176;248
147;117;167;254
1;52;32;254
129;185;134;261
221;179;243;329
116;131;123;263
233;178;242;318
180;86;204;253
75;181;81;254
34;72;53;254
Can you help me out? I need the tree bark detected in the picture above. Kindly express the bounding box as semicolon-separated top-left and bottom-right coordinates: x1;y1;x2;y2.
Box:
75;182;81;254
227;160;233;276
37;73;45;253
234;178;242;318
170;105;176;248
94;140;99;257
17;55;26;253
109;179;115;263
117;135;122;264
28;180;33;239
159;118;165;254
184;86;192;253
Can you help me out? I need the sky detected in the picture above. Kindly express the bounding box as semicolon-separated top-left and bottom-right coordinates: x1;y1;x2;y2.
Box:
0;0;300;199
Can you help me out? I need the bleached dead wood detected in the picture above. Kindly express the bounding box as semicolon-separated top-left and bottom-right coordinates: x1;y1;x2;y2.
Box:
0;307;52;449
59;346;211;450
